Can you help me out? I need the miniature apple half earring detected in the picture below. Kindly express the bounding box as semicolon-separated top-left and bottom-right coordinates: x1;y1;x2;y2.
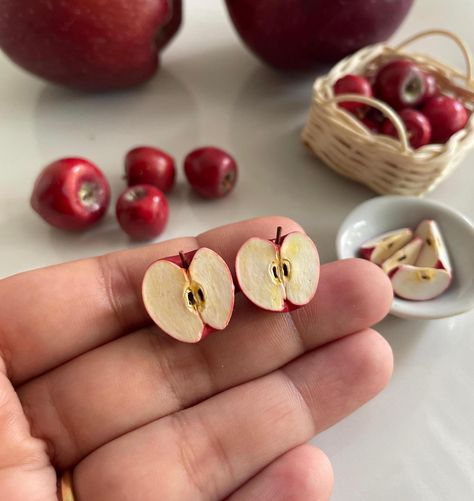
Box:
235;227;320;312
142;248;235;343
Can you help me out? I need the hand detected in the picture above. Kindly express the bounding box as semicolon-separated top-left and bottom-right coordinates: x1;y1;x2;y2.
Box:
0;217;393;501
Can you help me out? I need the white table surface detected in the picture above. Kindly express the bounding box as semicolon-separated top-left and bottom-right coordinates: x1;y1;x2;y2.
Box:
1;1;473;499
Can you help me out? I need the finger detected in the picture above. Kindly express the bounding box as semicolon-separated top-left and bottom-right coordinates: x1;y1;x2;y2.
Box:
0;357;56;501
227;445;333;501
72;329;393;501
19;260;392;468
1;216;302;384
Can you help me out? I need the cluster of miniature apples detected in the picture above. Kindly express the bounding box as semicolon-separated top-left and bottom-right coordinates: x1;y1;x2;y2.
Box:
334;59;470;149
360;219;452;301
30;146;238;240
142;227;320;343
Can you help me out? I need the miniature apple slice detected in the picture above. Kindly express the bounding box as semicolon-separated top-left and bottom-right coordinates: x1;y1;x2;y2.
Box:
360;228;413;265
142;248;235;343
414;220;452;272
391;265;452;300
235;227;319;312
381;237;423;275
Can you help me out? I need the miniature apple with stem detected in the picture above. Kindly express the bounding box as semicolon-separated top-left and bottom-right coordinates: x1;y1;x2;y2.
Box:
414;220;452;271
236;227;319;312
31;157;110;231
333;74;373;115
421;96;469;143
360;228;413;265
391;265;452;300
142;248;235;343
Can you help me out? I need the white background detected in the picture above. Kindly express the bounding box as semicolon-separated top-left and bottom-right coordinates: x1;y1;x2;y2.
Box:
0;1;473;499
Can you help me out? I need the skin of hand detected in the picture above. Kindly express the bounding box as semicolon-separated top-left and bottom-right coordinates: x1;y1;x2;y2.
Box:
0;216;393;501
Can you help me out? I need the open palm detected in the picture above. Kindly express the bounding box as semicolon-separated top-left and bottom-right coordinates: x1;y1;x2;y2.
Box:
0;216;393;501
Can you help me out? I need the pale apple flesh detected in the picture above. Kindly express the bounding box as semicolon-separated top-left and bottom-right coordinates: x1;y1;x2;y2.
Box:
415;219;452;272
142;248;234;343
381;237;423;276
391;265;452;301
236;231;319;312
360;228;413;265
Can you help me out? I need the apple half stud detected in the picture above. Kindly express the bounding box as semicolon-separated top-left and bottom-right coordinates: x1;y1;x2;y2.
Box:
414;220;452;272
381;237;423;276
142;248;235;343
391;265;452;301
235;227;320;312
360;228;413;265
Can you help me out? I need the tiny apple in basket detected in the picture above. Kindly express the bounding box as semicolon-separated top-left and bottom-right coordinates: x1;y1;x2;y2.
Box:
381;108;432;148
334;74;373;114
184;147;238;199
142;248;235;343
360;228;413;265
235;227;320;312
374;59;427;109
116;185;169;240
125;147;176;193
422;96;469;143
31;158;110;231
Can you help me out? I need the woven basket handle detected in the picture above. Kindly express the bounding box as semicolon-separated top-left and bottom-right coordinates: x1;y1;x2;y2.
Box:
395;29;473;83
330;94;410;152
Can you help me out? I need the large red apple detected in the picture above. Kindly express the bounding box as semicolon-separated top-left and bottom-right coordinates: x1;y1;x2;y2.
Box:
225;0;414;71
0;0;182;91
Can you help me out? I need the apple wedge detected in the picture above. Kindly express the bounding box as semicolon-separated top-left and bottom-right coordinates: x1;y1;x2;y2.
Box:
142;248;235;343
360;228;413;265
414;219;451;272
391;265;452;300
381;237;423;275
235;227;319;312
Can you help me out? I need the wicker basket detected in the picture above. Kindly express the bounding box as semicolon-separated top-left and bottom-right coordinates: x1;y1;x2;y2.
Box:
302;29;474;196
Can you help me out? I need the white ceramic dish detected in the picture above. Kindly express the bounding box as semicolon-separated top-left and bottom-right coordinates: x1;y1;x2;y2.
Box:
336;196;474;319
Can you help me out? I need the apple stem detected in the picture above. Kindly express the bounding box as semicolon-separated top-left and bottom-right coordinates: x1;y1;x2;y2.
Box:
179;251;189;269
275;226;283;246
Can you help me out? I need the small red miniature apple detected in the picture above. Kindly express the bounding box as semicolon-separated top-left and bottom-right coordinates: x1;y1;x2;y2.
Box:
184;147;238;199
125;147;176;193
374;59;427;109
333;74;373;114
422;96;469;143
381;237;423;275
422;73;438;101
414;220;451;271
360;115;381;133
360;228;413;265
31;157;110;231
381;108;431;148
142;248;235;343
116;184;169;240
235;227;319;312
391;265;451;300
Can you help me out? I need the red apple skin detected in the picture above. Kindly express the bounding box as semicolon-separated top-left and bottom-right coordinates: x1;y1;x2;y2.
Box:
422;73;438;102
334;75;373;114
125;147;176;193
31;158;110;231
422;96;469;143
184;147;238;199
360;115;382;134
374;60;427;110
116;184;169;240
224;0;414;71
0;0;182;91
381;108;432;148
